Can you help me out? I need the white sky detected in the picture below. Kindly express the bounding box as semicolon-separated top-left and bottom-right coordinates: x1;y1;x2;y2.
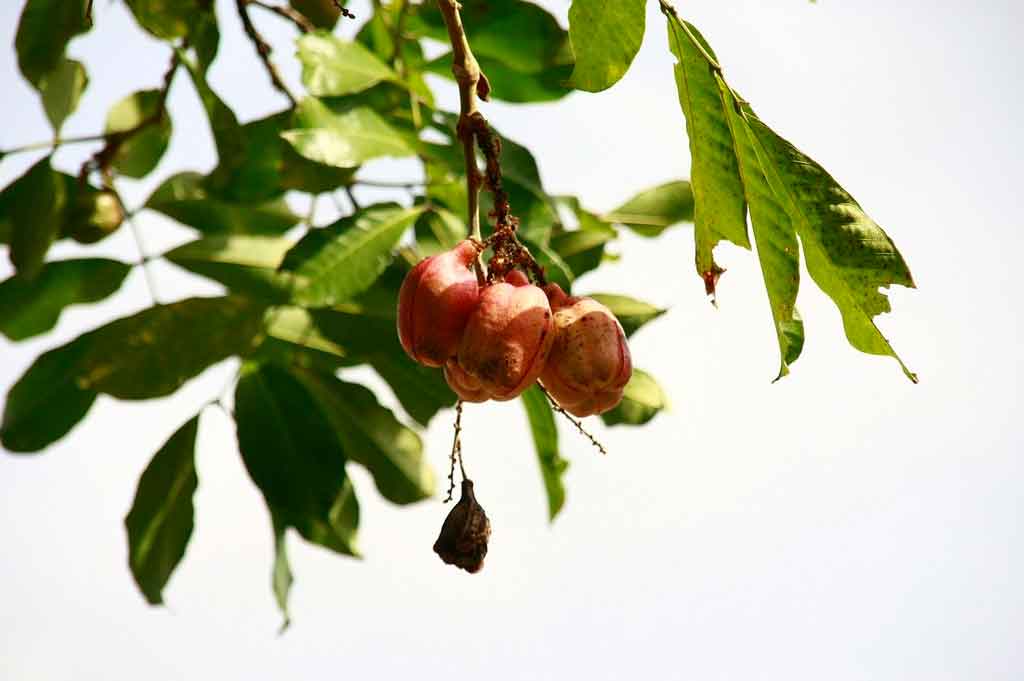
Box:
1;1;1022;679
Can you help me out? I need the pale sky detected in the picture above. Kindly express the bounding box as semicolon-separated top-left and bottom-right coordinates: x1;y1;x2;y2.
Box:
1;1;1022;679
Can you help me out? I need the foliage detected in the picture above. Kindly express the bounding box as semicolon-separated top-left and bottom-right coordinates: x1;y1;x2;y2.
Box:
0;0;915;624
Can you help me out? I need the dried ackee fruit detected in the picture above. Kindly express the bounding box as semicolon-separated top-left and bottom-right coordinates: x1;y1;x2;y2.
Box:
456;270;554;401
540;284;632;417
397;240;481;367
433;479;491;573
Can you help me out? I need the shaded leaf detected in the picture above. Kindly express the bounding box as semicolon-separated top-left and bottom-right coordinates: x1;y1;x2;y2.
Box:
124;414;199;605
283;98;415;169
602;369;668;426
39;58;88;133
602;180;694;237
550;217;616;278
281;205;423;306
4;155;66;278
271;517;293;631
15;0;91;87
568;0;645;92
146;172;300;235
291;0;341;29
235;362;359;556
293;369;435;505
164;235;299;302
587;293;666;338
0;258;131;341
124;0;204;40
425;53;573;104
520;385;569;521
298;32;397;97
105;90;172;178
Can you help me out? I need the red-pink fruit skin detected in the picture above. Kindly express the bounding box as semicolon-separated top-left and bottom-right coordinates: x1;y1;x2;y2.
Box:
456;272;554;401
443;359;490;403
540;284;632;417
397;240;480;368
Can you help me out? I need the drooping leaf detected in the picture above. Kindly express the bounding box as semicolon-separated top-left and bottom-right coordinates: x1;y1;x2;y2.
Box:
234;363;360;557
719;84;804;379
124;414;199;605
601;369;668;426
567;0;646;92
38;58;88;133
3;156;66;278
414;207;464;255
105;89;172;178
602;180;694;237
164;235;299;302
520;385;569;521
0;258;131;341
293;369;435;505
0;333;97;453
271;516;293;631
179;50;243;164
146;172;300;235
281;204;423;307
666;17;750;292
298;32;397;97
14;0;91;87
283;98;415;169
587;294;666;338
550;217;617;279
742;106;917;381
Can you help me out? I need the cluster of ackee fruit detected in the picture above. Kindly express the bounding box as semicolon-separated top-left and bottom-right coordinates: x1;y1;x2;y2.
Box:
397;240;633;417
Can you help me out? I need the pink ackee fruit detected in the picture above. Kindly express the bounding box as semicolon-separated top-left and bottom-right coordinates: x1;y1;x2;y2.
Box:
443;359;490;403
455;270;554;401
397;240;480;368
540;284;632;417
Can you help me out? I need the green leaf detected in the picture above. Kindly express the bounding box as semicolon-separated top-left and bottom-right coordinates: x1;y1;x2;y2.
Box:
298;32;397;97
742;106;917;381
0;332;97;453
124;414;199;605
568;0;646;92
235;363;360;557
39;58;88;133
550;215;617;279
601;369;668;426
283;98;415;169
667;18;750;290
293;369;435;505
164;235;299;302
263;307;352;365
124;0;203;40
179;51;243;163
602;181;694;237
15;0;91;87
0;258;131;341
3;155;66;278
522;236;574;292
271;517;293;631
425;53;573;104
414;207;464;255
719;84;804;379
146;172;300;235
281;205;423;306
520;386;569;521
587;294;666;338
62;176;125;244
105;89;172;178
74;296;266;399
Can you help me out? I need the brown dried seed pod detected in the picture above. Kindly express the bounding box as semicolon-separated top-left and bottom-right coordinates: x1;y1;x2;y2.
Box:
433;479;491;574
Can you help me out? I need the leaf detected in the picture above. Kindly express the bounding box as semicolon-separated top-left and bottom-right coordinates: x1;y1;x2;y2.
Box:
105;89;172;178
164;235;299;302
0;333;97;453
667;18;750;291
15;0;91;87
74;296;266;399
602;181;694;237
298;32;397;97
124;0;204;40
271;517;293;631
550;216;617;279
293;369;435;505
568;0;646;92
234;363;360;557
0;258;131;341
742;106;917;381
283;98;415;169
587;294;666;338
290;0;341;29
425;53;573;104
281;205;423;307
124;414;199;605
38;58;88;133
263;307;352;365
3;155;66;278
146;172;300;235
520;386;569;521
523;236;574;292
601;369;668;426
719;84;804;379
179;51;243;163
414;207;464;254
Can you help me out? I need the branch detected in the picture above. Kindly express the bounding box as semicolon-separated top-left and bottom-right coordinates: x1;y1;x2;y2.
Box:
236;0;298;107
249;0;315;33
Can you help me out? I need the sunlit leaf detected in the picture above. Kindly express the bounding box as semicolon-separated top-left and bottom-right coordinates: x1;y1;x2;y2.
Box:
164;234;299;302
38;58;88;133
568;0;645;92
587;293;666;338
298;32;397;97
602;181;694;237
601;369;668;426
283;98;415;169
